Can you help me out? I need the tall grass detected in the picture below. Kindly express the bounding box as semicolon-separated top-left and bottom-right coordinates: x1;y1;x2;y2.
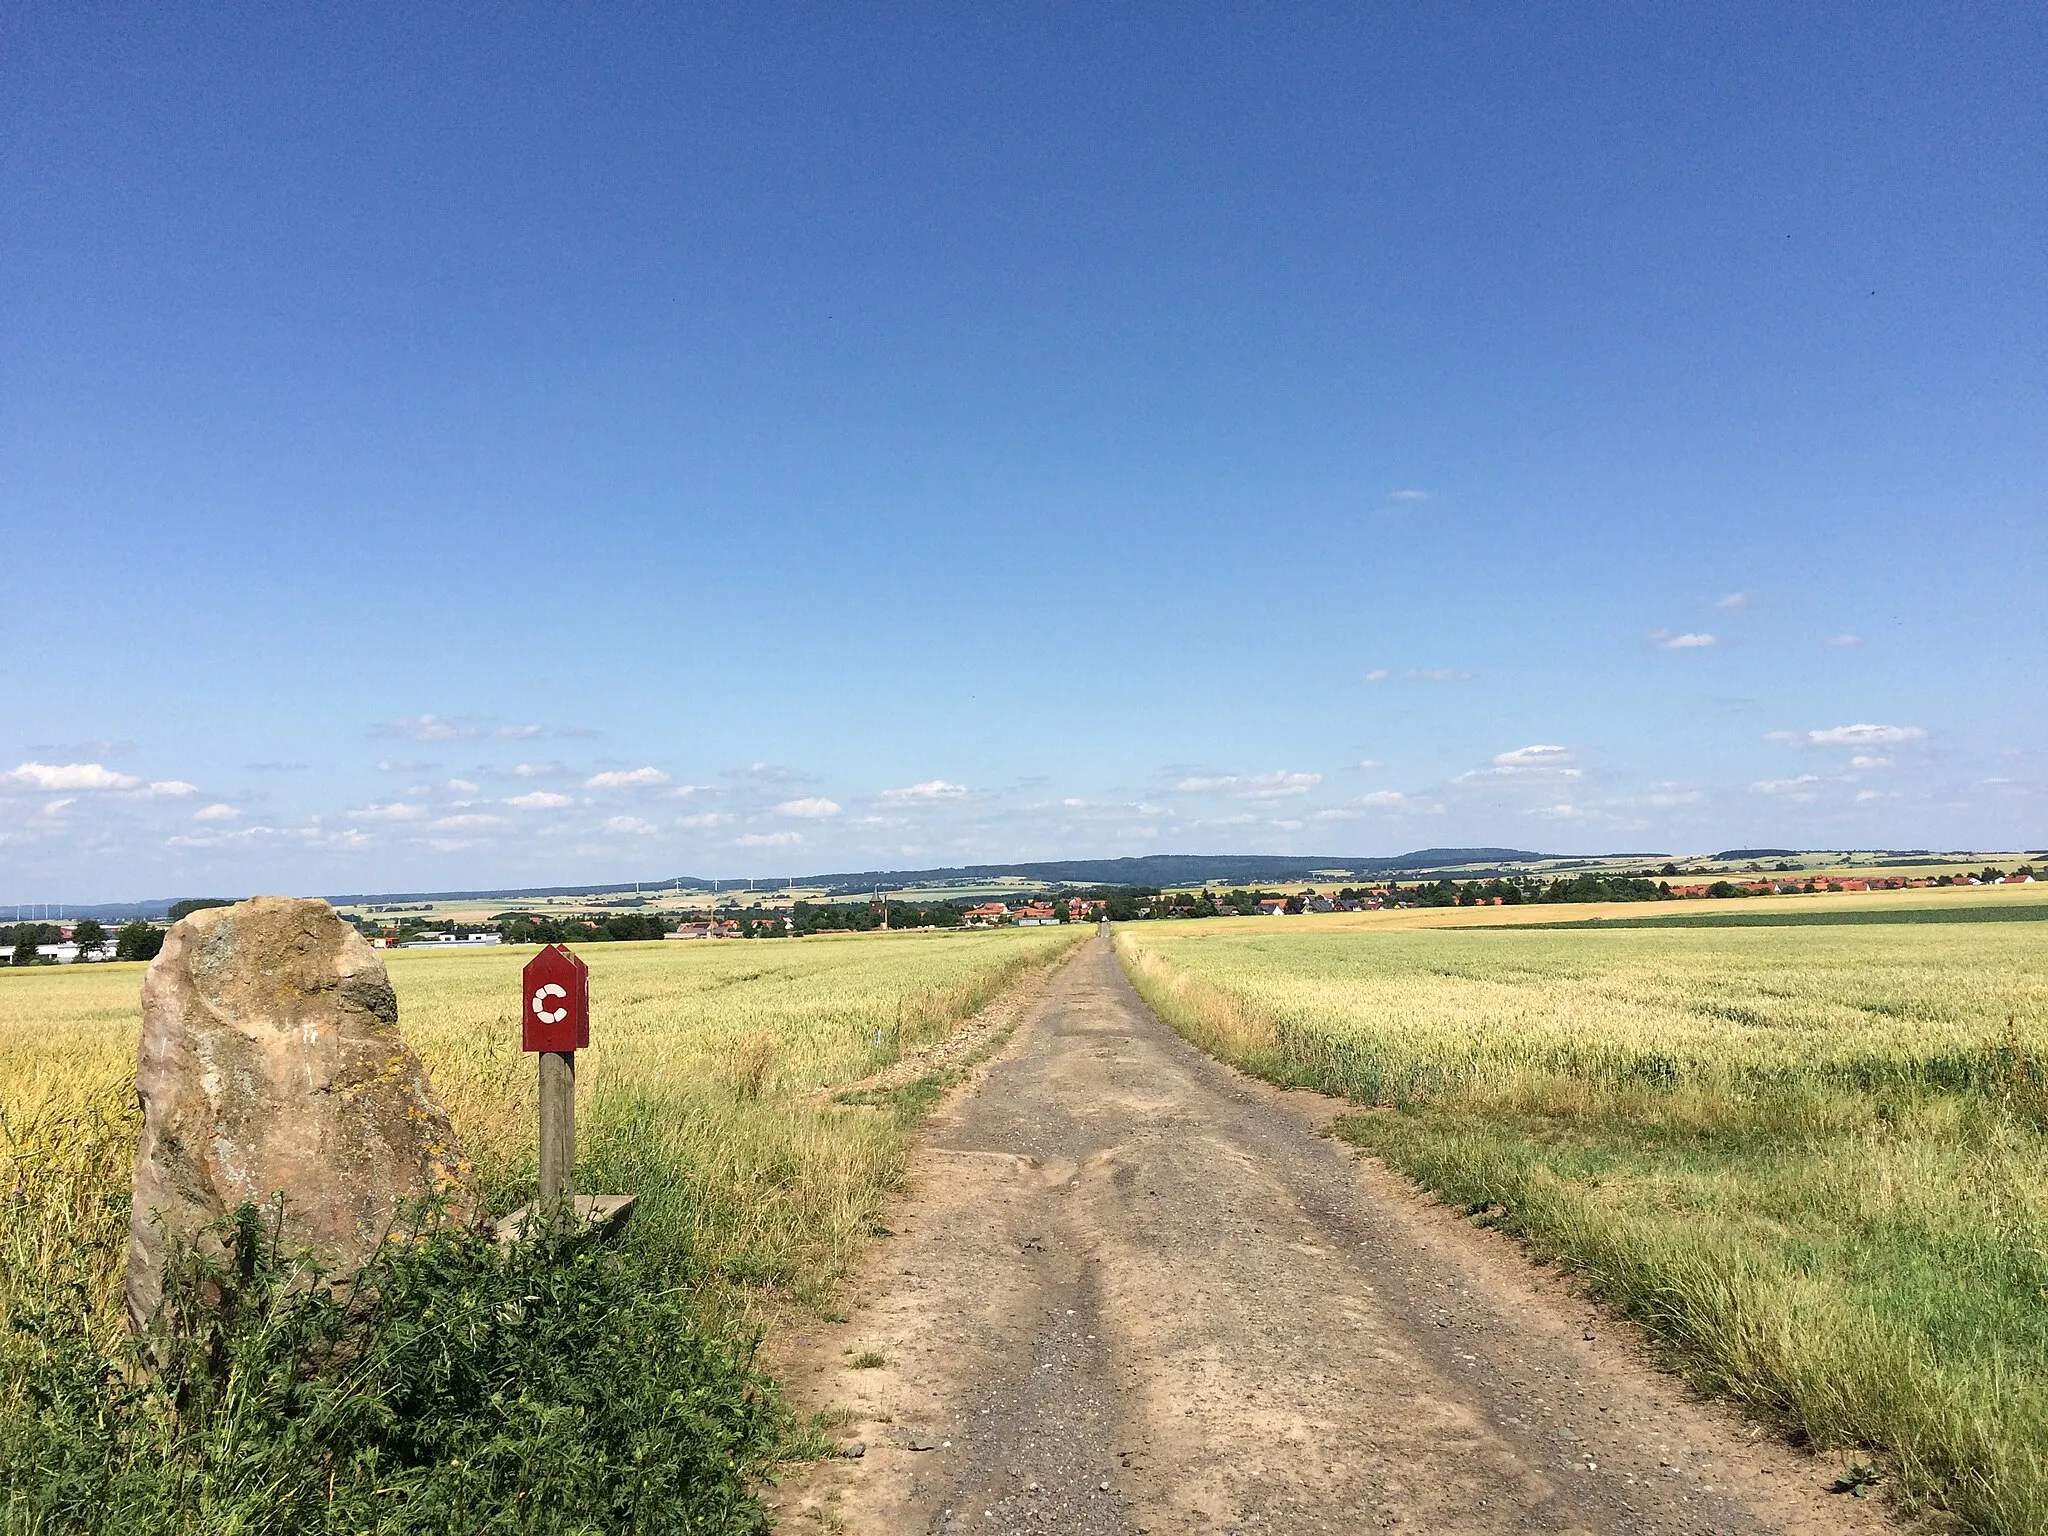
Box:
386;928;1082;1296
1;925;1081;1532
1118;915;2048;1535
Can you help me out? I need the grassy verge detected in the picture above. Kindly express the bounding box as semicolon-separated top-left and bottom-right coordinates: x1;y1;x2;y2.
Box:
1497;901;2048;931
1116;917;2048;1534
2;925;1083;1533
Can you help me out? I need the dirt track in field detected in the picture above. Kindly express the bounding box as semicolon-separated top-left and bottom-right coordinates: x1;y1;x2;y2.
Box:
768;937;1902;1535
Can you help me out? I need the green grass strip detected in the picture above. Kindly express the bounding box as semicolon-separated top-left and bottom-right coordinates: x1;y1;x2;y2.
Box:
1475;902;2048;931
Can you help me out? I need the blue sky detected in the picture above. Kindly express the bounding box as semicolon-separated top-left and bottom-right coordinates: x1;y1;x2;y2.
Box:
3;4;2044;901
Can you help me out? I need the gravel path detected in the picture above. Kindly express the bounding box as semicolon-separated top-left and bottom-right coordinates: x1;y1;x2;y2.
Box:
769;936;1903;1535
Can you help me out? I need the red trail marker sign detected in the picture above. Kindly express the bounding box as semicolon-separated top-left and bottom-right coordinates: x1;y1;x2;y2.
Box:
521;944;589;1053
497;943;634;1241
521;944;588;1204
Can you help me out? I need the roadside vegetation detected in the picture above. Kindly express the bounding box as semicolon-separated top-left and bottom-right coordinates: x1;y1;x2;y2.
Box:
1;924;1082;1533
1117;902;2048;1535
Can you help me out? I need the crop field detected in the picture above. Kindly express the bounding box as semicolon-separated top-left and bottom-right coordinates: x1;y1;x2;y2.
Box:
0;923;1081;1531
1117;901;2048;1534
2;924;1084;1323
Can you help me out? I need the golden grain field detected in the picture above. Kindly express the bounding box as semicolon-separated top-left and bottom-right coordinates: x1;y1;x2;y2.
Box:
0;924;1084;1354
1116;901;2048;1533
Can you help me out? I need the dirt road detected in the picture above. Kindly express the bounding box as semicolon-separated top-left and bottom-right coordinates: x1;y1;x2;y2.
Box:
771;938;1897;1535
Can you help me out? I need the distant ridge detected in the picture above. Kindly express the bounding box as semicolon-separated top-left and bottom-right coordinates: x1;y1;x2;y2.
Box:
767;850;1552;892
27;848;2033;919
316;849;1555;906
32;851;1548;918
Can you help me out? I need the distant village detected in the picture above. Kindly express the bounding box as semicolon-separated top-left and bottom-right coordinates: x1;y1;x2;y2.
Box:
2;865;2036;963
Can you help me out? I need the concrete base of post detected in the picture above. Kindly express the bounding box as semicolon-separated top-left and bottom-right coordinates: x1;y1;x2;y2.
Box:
493;1192;637;1248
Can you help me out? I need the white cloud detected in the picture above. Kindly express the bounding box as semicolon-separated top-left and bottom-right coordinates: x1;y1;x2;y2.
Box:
1653;632;1718;650
774;796;842;819
737;830;803;847
1406;668;1469;683
505;790;574;810
513;762;561;777
491;724;544;739
193;803;241;822
43;798;74;816
148;780;200;797
1493;744;1570;767
1527;803;1599;820
444;778;480;794
1714;592;1749;610
724;762;811;785
1357;758;1381;769
376;714;471;741
1753;774;1824;799
168;818;374;851
664;784;712;800
1807;723;1924;747
350;802;430;822
602;815;657;835
878;780;968;803
1855;790;1896;803
5;761;141;791
1312;790;1411;821
1457;766;1582;784
1827;633;1863;647
429;813;503;831
1364;669;1390;683
1389;489;1430;502
585;766;669;789
1643;783;1707;807
676;812;735;829
1172;771;1322;800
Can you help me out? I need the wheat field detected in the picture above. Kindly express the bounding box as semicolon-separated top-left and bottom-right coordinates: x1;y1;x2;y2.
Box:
1117;904;2048;1535
0;925;1083;1357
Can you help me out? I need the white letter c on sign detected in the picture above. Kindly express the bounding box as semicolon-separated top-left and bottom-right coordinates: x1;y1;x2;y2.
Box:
531;982;569;1024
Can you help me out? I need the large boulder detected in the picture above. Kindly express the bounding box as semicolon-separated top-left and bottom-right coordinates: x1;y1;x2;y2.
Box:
125;897;471;1333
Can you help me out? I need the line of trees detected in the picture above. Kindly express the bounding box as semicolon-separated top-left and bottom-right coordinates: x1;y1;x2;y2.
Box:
167;898;237;922
492;912;669;945
3;923;62;965
1146;872;1676;917
790;900;968;934
115;920;166;961
1;917;159;963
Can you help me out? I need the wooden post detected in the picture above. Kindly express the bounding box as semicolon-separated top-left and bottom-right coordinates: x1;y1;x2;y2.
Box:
538;1049;575;1201
504;946;633;1246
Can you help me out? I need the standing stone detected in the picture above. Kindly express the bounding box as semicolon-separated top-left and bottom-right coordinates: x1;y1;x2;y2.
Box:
125;896;471;1333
